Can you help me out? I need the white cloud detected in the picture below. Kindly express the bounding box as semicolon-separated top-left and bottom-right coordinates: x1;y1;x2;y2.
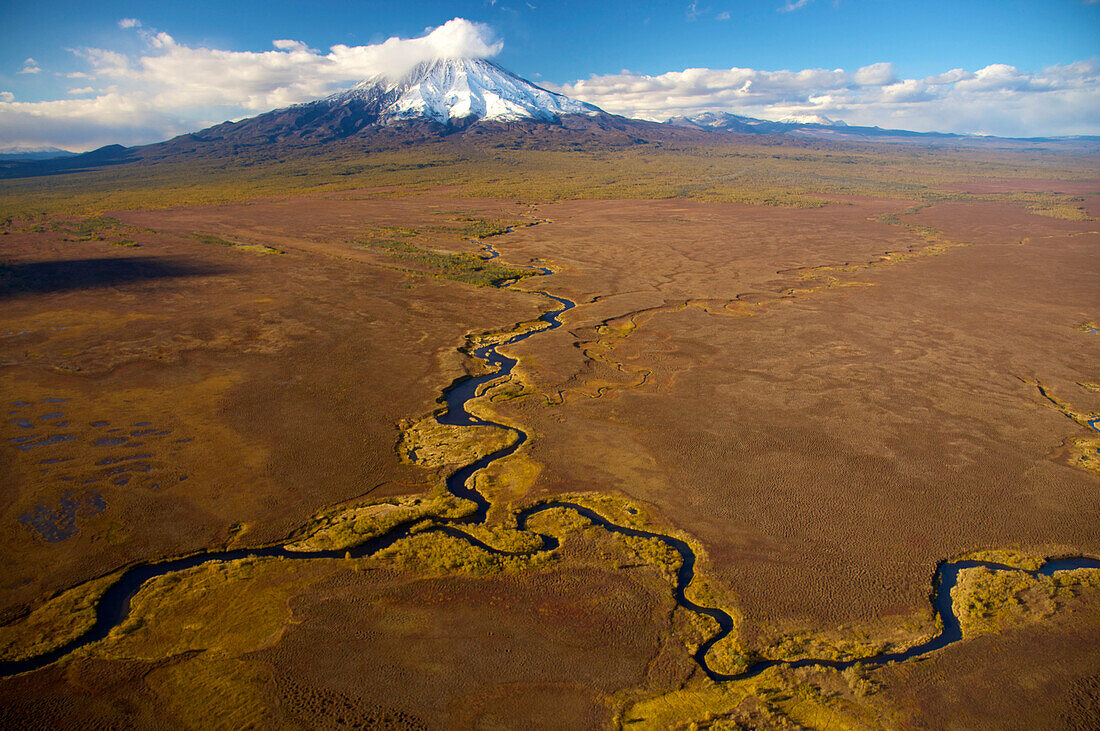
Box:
853;62;895;86
926;68;973;85
953;63;1042;92
0;92;13;103
273;39;313;52
18;58;41;74
0;18;502;150
67;87;95;95
687;2;735;22
0;93;200;151
551;59;1100;137
780;0;815;12
118;18;141;29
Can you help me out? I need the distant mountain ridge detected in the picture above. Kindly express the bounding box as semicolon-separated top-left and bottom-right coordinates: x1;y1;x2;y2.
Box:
0;146;77;161
665;110;1100;147
668;110;949;139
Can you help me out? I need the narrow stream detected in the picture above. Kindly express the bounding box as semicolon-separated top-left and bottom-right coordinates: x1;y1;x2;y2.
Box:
2;236;1097;683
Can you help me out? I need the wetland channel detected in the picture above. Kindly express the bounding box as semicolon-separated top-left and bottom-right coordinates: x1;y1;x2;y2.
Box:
3;234;1098;682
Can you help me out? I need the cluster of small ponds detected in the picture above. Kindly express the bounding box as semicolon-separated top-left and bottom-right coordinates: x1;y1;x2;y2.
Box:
7;398;190;542
1;326;70;339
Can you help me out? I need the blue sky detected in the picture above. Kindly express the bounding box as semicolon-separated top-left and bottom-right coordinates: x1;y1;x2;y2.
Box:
1;1;1098;148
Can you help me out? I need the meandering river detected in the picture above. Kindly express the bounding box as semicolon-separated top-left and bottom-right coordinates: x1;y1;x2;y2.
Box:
2;236;1097;681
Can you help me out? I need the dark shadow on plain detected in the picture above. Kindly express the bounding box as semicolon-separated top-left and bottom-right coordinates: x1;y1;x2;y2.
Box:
0;256;229;298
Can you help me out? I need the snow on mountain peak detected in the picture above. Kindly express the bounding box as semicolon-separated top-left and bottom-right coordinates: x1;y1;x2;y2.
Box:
332;57;600;125
778;114;842;126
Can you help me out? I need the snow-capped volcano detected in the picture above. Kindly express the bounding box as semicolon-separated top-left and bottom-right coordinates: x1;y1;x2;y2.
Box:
182;57;606;145
332;57;600;125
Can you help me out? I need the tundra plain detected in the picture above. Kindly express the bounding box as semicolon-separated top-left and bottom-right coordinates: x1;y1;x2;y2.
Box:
1;140;1098;728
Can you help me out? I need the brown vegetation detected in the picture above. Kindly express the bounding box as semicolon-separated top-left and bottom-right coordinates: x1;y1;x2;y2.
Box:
1;141;1098;727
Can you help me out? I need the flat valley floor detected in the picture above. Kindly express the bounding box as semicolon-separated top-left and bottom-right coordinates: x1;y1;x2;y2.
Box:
1;176;1098;728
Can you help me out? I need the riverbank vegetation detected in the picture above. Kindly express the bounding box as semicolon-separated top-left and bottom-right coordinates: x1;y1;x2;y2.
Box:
397;414;518;468
0;571;120;662
951;564;1100;638
97;558;315;660
619;663;892;729
285;490;474;553
1022;379;1100;475
353;219;535;286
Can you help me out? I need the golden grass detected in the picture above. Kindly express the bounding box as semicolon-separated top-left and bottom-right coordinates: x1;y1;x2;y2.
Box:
619;665;889;730
145;655;274;730
191;232;282;255
1064;436;1100;474
463;319;549;353
0;571;120;661
523;505;592;536
286;484;477;552
951;565;1100;638
682;576;752;676
1026;202;1093;221
367;530;543;576
473;451;543;513
355;230;533;286
397;415;518;468
958;550;1044;571
93;557;315;660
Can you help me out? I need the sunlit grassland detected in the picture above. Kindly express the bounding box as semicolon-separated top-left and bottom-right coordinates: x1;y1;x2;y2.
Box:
191;232;282;255
951;565;1100;638
1;139;1095;222
0;571;121;661
354;221;536;286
